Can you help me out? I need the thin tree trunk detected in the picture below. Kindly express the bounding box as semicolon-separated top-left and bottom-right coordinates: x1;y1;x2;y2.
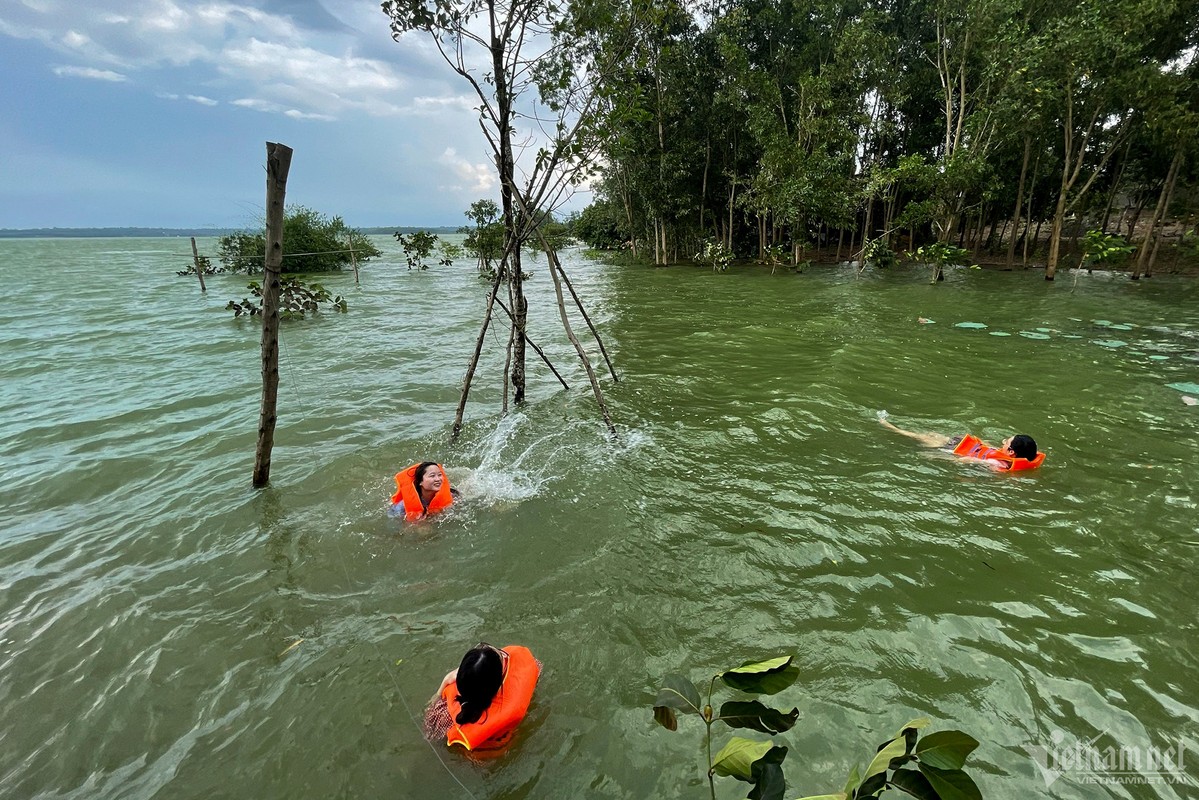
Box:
1144;148;1183;278
253;141;292;488
494;296;569;390
1008;136;1031;268
346;234;360;286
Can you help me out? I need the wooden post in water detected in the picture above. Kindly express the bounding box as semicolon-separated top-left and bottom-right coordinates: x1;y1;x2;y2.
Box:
346;234;360;286
190;237;206;293
252;142;293;488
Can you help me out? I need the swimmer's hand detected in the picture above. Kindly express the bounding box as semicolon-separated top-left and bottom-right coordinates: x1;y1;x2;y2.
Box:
876;410;889;422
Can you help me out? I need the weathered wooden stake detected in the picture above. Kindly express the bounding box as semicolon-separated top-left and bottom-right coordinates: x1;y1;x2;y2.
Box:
190;237;206;293
252;141;293;488
346;234;360;286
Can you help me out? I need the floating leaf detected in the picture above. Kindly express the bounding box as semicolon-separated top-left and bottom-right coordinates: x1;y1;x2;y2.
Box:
1166;382;1199;393
954;322;988;329
721;656;800;695
1094;339;1127;348
719;701;800;733
1018;331;1051;339
914;730;979;770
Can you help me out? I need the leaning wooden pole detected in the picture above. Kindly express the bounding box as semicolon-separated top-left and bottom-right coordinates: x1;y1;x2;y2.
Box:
190;237;207;293
543;237;617;438
494;296;570;391
252;142;293;488
452;263;507;441
550;257;619;383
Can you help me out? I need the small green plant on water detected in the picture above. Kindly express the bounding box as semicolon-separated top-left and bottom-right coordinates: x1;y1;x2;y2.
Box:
177;255;225;277
654;655;982;800
1080;230;1135;269
863;238;897;269
906;242;975;283
697;239;734;271
225;277;347;319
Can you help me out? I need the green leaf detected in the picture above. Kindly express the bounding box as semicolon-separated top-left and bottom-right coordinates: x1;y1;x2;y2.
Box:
915;731;979;771
896;718;931;737
712;738;776;781
863;736;907;779
748;750;787;800
842;764;861;797
917;764;982;800
718;701;800;733
654;674;701;714
888;768;939;799
652;704;677;731
720;656;800;695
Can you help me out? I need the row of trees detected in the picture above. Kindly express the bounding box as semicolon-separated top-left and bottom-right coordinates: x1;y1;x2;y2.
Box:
574;0;1199;279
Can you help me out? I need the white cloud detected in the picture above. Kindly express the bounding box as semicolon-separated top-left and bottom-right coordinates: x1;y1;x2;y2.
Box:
186;94;218;106
412;95;476;115
438;147;495;193
284;109;334;121
61;30;88;48
53;65;127;81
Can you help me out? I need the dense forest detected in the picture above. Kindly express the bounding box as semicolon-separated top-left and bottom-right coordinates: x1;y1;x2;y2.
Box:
572;0;1199;279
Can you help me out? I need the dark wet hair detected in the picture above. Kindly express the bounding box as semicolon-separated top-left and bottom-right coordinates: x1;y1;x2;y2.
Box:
454;645;504;725
1010;435;1037;460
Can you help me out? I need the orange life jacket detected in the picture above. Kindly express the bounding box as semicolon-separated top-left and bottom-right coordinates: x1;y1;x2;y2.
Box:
952;434;1045;471
390;463;454;520
442;645;540;752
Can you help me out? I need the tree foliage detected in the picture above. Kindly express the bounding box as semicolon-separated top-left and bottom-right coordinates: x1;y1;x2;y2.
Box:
578;0;1199;277
218;206;380;274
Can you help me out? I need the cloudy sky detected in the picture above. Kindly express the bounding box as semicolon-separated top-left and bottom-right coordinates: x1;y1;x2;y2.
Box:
0;0;569;228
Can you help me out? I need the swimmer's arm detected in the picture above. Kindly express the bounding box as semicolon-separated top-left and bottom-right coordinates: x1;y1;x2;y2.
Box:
450;487;461;499
432;668;457;701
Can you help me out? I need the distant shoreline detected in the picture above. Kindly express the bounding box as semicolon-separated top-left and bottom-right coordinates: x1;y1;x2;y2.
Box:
0;226;460;239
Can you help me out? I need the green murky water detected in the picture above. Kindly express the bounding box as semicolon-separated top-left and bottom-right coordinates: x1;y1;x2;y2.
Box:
1;238;1197;798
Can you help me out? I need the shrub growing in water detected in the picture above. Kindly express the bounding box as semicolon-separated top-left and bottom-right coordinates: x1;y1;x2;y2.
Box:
218;206;380;274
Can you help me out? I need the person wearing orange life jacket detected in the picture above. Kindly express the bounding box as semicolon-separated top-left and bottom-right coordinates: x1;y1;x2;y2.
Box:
877;411;1044;471
422;643;541;752
389;461;460;520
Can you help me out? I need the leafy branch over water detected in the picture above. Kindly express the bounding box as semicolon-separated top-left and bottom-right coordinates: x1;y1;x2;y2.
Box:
225;277;347;320
654;655;982;800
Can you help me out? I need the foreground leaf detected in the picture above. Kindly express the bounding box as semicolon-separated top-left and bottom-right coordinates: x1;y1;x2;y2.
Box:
718;701;800;733
888;768;939;799
712;738;776;781
654;674;702;715
864;736;907;779
721;656;800;695
915;731;979;771
748;749;788;800
652;704;677;731
918;764;983;800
